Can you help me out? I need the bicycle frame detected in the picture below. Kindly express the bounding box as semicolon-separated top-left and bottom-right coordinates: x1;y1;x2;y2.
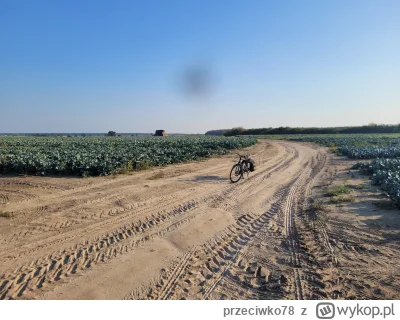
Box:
236;154;250;172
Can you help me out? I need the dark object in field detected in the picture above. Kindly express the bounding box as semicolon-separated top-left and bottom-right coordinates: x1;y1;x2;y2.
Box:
153;130;168;137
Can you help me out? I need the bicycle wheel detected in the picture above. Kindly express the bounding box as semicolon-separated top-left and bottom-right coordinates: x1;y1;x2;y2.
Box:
230;164;242;183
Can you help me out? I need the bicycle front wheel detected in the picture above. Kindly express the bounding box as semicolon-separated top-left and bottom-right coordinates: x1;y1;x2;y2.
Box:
230;164;242;183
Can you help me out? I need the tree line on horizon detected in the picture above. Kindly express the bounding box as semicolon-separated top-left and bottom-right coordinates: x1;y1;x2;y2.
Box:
205;124;400;136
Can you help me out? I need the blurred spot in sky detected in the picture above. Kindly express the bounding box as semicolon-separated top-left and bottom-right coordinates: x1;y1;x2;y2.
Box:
179;64;214;101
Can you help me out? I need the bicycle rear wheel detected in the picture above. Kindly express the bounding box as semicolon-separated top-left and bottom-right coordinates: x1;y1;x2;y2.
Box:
230;164;242;183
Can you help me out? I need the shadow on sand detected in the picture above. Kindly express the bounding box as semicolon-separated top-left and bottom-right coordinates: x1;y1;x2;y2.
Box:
179;175;229;182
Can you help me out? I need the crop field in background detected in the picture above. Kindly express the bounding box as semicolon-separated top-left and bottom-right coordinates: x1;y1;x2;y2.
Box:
0;136;257;176
258;133;400;208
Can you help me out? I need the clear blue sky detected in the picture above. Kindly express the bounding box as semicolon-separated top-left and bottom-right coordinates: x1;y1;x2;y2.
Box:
1;0;399;133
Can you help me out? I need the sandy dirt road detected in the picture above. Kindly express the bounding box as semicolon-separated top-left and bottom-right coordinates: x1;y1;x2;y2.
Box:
0;140;399;300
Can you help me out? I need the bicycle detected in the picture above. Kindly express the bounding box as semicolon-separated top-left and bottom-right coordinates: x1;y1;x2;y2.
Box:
230;153;253;183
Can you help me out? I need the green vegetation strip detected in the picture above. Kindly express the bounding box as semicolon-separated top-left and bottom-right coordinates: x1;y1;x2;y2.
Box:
353;159;400;209
0;136;257;176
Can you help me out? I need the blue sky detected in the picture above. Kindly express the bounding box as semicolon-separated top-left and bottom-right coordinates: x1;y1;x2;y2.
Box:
1;0;399;133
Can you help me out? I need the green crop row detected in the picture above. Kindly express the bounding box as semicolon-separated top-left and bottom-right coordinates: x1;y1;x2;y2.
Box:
0;136;257;176
353;159;400;208
256;134;400;159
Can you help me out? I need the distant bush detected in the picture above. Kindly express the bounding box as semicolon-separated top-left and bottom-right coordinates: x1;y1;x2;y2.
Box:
223;124;400;136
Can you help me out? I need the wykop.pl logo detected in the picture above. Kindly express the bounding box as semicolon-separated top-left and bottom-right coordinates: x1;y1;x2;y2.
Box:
316;303;335;319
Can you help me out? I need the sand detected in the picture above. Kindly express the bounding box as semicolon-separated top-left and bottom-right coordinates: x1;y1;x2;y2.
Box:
0;140;399;300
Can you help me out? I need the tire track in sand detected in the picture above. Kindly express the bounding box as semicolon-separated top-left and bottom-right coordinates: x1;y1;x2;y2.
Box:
0;141;328;300
128;148;326;300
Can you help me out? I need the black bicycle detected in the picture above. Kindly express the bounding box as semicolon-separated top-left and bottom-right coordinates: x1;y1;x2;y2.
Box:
230;153;254;183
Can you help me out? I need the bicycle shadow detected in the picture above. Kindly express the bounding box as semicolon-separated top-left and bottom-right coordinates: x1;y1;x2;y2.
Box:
179;175;229;182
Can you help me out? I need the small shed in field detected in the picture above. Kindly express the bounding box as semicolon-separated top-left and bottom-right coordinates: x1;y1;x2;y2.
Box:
154;130;168;136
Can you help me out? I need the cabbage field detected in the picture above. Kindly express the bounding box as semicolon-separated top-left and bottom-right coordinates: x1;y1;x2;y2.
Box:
0;136;257;176
286;134;400;159
353;159;400;208
258;133;400;208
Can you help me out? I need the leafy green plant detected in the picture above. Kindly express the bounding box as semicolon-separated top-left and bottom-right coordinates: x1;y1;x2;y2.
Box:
136;159;152;170
329;146;340;155
329;196;355;204
354;159;400;209
325;184;351;197
117;160;134;174
82;171;90;178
